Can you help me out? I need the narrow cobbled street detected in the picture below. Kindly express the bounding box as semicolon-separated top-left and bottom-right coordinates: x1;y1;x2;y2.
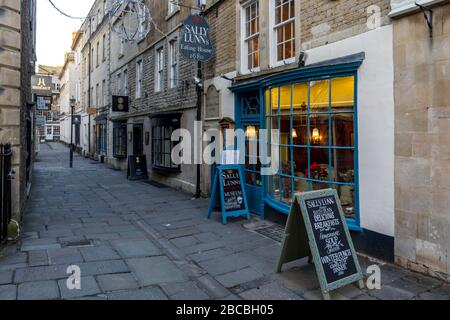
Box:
0;143;448;300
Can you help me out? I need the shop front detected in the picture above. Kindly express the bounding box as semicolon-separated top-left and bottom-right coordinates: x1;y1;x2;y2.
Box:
231;53;363;232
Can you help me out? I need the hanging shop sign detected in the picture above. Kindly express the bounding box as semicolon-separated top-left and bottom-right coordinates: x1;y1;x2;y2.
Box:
35;95;53;111
112;95;129;112
180;15;214;62
276;189;364;300
208;165;250;225
127;155;149;181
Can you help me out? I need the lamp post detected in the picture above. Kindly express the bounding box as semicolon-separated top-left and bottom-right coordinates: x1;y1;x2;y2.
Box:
70;97;76;168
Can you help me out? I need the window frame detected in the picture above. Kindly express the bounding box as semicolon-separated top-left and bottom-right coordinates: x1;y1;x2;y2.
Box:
136;59;143;99
113;121;128;158
241;0;260;74
269;0;296;67
169;40;178;89
151;115;181;172
168;0;180;15
155;46;164;92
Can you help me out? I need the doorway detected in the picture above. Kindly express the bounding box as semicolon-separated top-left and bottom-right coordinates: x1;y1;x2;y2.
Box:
133;124;144;156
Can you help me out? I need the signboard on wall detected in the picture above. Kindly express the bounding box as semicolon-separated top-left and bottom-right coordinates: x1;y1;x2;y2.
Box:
180;15;214;62
35;95;52;111
276;189;364;300
208;165;250;225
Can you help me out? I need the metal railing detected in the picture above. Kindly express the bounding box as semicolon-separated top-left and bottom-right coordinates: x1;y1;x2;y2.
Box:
0;144;13;243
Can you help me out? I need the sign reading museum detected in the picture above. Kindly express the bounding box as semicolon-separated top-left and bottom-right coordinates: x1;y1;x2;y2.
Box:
180;15;214;62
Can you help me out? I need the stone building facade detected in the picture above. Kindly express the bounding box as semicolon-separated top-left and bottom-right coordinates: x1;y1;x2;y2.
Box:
231;0;396;261
79;0;111;159
390;0;450;280
108;0;202;194
0;0;37;220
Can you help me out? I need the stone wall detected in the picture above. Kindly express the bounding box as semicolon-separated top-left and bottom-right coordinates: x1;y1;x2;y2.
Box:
0;0;35;219
300;0;391;49
393;4;450;280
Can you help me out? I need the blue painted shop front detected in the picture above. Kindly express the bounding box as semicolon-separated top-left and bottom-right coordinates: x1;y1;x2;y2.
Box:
230;53;365;232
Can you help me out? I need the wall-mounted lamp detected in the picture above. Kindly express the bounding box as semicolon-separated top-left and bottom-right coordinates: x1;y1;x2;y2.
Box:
292;129;298;139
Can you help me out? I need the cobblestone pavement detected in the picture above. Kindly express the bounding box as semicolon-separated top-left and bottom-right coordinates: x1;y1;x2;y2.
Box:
0;143;449;300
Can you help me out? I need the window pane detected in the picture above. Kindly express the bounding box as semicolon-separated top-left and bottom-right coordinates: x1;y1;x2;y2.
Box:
282;3;290;22
309;114;329;146
281;177;293;204
294;178;308;196
309;149;330;181
280;116;291;143
292;115;308;145
311;181;330;191
268;175;281;200
331;114;354;147
310;80;329;113
293;147;308;177
277;43;284;61
331;148;355;183
280;146;291;175
271;116;279;132
293;83;308;113
331;76;354;113
331;184;355;219
271;88;279;114
279;85;291;114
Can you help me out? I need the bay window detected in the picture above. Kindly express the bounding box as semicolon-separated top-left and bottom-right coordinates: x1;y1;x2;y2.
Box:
266;76;357;219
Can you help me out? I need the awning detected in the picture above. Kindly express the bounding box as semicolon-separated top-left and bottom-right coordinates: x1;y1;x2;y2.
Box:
230;52;365;93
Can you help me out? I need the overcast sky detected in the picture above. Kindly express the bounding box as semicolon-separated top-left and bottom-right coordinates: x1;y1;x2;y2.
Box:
36;0;94;67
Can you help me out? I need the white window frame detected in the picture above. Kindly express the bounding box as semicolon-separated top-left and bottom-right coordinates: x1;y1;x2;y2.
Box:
169;40;178;88
136;60;143;99
117;73;122;95
241;0;260;74
269;0;296;67
124;69;128;96
155;46;164;92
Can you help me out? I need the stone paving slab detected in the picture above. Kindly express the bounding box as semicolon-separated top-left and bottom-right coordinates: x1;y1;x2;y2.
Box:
0;143;448;300
58;276;101;299
18;280;60;300
111;239;161;258
0;285;17;300
107;287;168;300
126;256;187;286
97;273;140;292
0;271;13;285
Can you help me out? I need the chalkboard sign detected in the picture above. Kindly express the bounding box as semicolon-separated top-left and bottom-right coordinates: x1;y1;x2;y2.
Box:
277;189;364;300
208;165;250;225
127;155;148;181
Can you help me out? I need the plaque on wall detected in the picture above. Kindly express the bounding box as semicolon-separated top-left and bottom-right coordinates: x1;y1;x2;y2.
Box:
205;85;220;119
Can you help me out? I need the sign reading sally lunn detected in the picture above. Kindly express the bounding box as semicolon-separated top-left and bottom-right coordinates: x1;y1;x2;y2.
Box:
276;189;364;300
180;15;214;62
